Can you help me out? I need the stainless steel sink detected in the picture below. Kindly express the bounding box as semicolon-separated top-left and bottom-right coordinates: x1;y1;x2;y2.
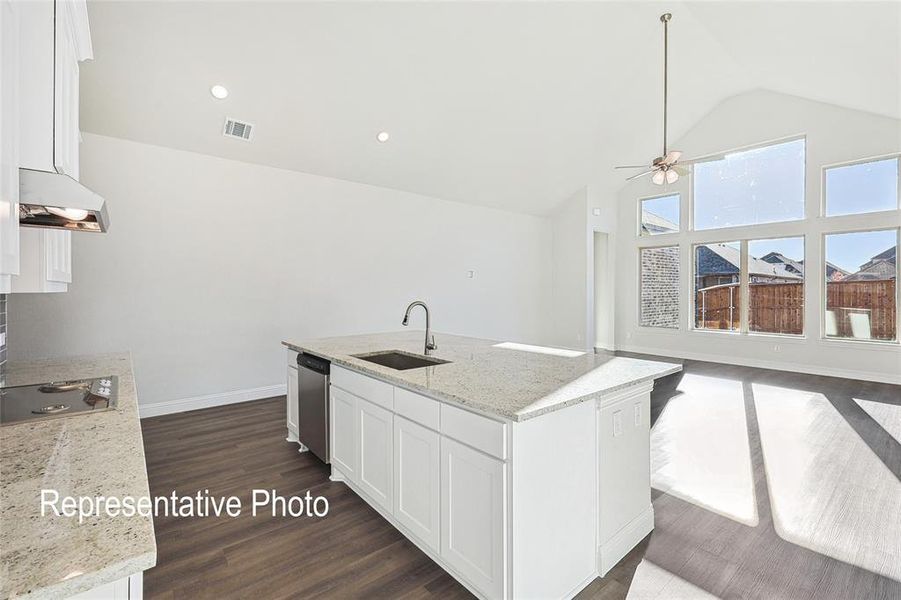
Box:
353;350;451;371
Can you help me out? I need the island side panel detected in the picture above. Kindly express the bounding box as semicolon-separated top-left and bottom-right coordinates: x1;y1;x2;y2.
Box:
597;380;655;575
511;399;598;598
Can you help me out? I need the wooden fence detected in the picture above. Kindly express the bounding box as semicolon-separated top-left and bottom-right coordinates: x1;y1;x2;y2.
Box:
695;278;896;339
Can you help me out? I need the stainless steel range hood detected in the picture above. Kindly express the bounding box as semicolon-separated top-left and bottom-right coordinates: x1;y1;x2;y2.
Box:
18;168;109;233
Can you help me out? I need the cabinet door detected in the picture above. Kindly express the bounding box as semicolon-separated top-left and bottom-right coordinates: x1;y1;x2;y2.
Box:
394;416;440;552
44;228;71;283
329;387;357;481
357;397;393;512
53;0;81;177
0;0;20;292
286;365;298;440
441;437;506;599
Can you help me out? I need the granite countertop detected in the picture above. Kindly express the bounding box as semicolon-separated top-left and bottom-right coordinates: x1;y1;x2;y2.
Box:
0;353;156;599
284;331;681;421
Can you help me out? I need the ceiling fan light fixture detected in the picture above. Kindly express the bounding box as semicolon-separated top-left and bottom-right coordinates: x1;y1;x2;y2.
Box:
666;169;679;184
652;170;667;185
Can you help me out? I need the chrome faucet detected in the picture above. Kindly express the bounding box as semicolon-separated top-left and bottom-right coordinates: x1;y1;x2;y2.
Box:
402;300;437;356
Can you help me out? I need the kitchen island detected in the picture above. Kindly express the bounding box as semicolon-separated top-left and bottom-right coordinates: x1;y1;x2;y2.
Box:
0;353;156;599
284;332;680;600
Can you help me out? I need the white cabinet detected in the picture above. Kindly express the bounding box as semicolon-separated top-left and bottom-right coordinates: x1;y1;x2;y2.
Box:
66;572;141;600
12;228;71;292
18;0;90;174
329;387;358;481
286;364;299;442
357;397;393;512
0;0;20;292
394;415;440;552
441;436;506;599
13;0;91;294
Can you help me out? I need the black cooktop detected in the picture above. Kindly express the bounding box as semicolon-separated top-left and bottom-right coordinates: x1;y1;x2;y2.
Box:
0;376;118;425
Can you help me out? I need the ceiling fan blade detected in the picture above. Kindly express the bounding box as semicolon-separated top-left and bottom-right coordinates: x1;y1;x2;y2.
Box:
615;164;650;169
626;169;654;181
663;150;682;164
673;166;689;176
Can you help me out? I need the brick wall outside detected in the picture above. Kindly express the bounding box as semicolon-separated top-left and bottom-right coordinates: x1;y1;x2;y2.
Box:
640;246;680;328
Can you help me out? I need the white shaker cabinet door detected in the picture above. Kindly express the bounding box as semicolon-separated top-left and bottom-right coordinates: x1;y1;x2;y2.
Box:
329;387;358;483
286;365;299;441
394;415;440;552
440;437;506;599
357;397;393;512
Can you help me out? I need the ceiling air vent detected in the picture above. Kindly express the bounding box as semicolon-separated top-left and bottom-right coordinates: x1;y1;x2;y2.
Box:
223;117;254;141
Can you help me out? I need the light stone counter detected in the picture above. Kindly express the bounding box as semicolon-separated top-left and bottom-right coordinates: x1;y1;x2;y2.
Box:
284;331;681;421
0;353;156;599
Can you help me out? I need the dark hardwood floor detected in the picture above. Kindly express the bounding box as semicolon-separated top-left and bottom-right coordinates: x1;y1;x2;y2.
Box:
141;358;901;599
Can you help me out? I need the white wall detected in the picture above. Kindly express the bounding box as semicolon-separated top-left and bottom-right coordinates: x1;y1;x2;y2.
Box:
9;134;554;406
615;90;901;383
549;187;590;349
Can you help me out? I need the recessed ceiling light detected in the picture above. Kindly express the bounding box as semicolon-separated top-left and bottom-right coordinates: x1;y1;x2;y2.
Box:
210;85;229;100
376;131;390;143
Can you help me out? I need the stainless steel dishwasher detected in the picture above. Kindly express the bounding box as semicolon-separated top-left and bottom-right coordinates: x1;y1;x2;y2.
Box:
297;353;330;464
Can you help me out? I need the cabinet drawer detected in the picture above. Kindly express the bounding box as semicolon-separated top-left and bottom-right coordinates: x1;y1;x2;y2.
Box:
331;365;394;411
441;403;507;460
394;387;440;431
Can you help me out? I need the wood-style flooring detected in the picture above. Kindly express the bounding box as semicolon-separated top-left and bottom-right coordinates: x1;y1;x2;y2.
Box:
141;358;901;599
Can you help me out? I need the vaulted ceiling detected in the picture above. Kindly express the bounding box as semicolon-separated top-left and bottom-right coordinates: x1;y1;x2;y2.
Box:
80;1;900;216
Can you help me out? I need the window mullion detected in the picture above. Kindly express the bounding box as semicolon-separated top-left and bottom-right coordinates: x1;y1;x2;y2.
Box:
740;240;750;334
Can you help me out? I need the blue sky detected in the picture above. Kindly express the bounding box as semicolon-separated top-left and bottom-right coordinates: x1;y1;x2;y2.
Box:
826;158;899;216
642;194;679;226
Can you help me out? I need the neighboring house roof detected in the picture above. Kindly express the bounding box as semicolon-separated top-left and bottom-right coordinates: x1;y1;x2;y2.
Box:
842;245;897;281
698;243;803;280
798;259;849;279
844;259;897;281
641;210;678;235
761;251;804;276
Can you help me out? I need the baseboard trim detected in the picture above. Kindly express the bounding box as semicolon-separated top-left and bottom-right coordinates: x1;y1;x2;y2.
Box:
139;384;286;418
598;505;654;577
615;343;901;385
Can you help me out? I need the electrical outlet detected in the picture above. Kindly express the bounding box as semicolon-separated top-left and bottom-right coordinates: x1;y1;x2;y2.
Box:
613;410;623;437
592;208;601;216
467;270;475;279
773;344;781;353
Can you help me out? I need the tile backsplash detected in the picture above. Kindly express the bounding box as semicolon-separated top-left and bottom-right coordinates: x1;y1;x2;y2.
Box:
0;293;6;385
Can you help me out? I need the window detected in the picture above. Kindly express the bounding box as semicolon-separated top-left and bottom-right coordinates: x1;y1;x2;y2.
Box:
640;194;680;235
824;157;899;216
747;237;804;335
824;229;898;342
694;138;805;230
694;242;740;331
640;246;680;328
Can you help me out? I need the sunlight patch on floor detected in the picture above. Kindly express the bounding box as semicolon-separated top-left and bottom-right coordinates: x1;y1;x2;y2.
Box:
651;374;758;527
854;397;901;445
754;384;901;582
626;560;721;600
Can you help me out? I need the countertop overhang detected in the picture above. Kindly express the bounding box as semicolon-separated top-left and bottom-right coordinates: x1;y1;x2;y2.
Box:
283;332;682;421
0;353;157;599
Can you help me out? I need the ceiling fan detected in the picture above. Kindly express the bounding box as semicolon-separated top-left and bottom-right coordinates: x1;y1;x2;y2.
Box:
617;13;700;185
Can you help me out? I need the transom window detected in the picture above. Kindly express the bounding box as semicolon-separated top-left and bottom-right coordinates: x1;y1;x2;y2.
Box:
640;194;680;236
824;156;900;217
693;138;806;230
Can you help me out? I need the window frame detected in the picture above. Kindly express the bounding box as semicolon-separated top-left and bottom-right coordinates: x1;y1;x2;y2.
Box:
819;226;900;345
820;153;901;218
637;192;681;237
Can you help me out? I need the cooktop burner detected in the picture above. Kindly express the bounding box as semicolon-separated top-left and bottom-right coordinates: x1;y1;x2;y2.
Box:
0;376;118;426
